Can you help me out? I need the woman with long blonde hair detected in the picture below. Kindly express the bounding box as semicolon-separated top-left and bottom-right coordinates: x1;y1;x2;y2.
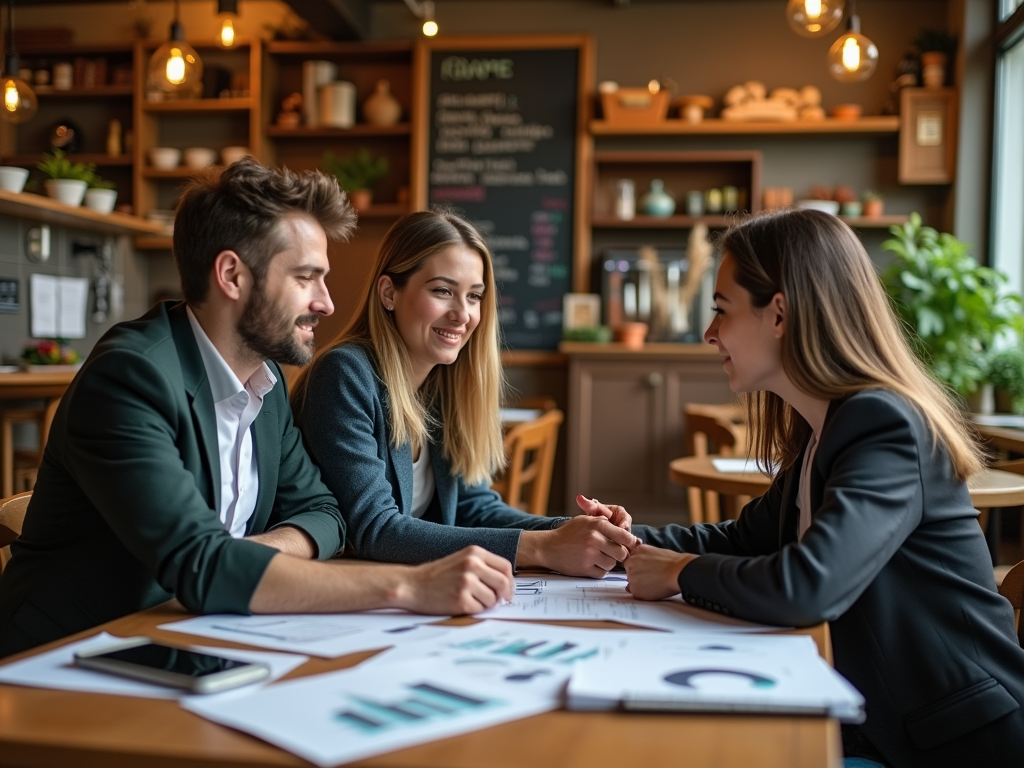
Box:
292;209;636;575
625;210;1024;767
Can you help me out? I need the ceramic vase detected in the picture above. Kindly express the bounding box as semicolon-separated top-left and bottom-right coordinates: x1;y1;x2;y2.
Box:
863;199;884;217
613;322;648;350
349;188;373;212
920;52;947;89
640;180;675;217
363;79;402;126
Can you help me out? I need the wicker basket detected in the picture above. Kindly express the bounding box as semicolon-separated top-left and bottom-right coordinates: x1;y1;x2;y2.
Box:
600;88;671;125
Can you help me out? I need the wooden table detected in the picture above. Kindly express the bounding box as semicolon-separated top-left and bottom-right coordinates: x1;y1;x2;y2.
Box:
0;370;77;497
0;601;842;768
669;455;1024;510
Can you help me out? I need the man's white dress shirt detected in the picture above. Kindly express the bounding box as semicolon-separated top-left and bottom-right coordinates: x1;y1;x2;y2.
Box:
186;308;277;538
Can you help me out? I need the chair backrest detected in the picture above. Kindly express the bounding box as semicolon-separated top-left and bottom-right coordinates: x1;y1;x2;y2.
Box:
997;559;1024;646
682;403;749;525
0;491;33;575
684;403;747;458
493;409;564;516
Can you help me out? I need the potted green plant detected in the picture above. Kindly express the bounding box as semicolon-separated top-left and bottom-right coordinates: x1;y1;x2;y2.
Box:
881;213;1024;402
322;148;388;212
914;28;957;88
84;176;117;214
36;150;97;207
989;347;1024;415
862;189;884;217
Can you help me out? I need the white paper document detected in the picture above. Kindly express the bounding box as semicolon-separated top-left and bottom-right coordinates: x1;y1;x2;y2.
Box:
567;632;864;721
481;574;774;633
363;618;643;669
183;644;568;767
0;632;307;700
712;458;772;474
29;274;89;339
159;613;451;658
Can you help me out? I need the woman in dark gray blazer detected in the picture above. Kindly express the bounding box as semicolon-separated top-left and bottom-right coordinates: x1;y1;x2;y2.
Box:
292;210;636;575
626;210;1024;768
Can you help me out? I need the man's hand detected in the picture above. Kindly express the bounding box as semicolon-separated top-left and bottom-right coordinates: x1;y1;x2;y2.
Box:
395;546;513;615
518;516;640;577
623;544;697;601
576;495;632;530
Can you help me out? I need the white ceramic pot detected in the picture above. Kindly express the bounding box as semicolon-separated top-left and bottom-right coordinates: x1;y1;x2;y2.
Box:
84;188;118;214
795;199;840;216
0;166;29;193
44;179;88;207
184;147;217;169
149;147;181;169
221;146;251;166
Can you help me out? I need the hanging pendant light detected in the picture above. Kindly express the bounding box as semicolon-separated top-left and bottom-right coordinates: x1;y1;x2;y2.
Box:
786;0;844;38
147;0;203;97
217;0;238;48
826;0;878;82
1;0;37;124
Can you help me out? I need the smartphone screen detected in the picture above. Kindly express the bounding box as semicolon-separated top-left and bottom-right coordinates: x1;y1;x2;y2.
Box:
93;644;252;678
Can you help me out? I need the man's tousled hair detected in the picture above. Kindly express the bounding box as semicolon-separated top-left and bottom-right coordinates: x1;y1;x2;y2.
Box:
173;157;356;304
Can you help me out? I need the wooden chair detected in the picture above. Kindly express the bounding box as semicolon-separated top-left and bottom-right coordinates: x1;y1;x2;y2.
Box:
1;397;60;498
0;491;33;576
492;409;564;516
683;403;750;524
997;559;1024;646
978;457;1024;562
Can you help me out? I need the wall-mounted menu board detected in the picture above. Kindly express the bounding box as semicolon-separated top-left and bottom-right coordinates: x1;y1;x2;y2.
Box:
414;36;592;351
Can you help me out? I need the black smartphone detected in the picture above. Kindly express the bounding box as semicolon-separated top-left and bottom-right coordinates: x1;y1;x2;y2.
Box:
73;636;271;694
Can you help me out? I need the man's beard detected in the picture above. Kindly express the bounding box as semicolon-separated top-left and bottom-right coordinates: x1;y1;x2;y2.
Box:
238;282;318;367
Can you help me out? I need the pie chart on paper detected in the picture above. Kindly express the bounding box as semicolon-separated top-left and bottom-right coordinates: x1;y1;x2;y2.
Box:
662;669;776;689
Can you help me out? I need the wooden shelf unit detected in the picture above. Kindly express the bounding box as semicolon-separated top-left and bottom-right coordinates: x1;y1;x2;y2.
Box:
266;123;412;138
140;98;255;113
3;42;136;211
133;39;262;240
33;84;134;98
591;150;762;224
0;189;162;236
592;213;909;229
0;153;132;167
589;116;901;136
260;40;417;345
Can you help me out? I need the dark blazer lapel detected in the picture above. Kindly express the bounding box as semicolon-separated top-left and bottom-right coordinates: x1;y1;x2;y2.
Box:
248;401;279;534
429;437;457;524
169;303;221;513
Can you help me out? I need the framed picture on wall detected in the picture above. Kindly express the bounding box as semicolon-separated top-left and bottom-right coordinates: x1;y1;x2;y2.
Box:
562;293;601;329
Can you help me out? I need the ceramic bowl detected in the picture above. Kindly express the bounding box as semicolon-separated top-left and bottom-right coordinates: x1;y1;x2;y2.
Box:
220;146;251;166
0;166;29;193
795;199;840;216
149;147;181;169
84;188;118;214
183;147;217;170
830;104;863;121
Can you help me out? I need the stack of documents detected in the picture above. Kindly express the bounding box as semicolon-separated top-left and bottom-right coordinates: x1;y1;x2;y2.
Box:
566;632;864;721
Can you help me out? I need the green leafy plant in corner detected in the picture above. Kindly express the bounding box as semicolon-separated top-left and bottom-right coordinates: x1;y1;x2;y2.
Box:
881;212;1024;398
36;149;98;183
88;175;116;190
989;347;1024;415
913;28;957;57
321;148;388;192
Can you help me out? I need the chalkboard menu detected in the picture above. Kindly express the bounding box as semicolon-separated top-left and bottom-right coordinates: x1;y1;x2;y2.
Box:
425;45;581;350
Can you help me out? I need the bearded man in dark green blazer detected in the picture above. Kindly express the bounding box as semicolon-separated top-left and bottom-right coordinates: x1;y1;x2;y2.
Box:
0;160;512;659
